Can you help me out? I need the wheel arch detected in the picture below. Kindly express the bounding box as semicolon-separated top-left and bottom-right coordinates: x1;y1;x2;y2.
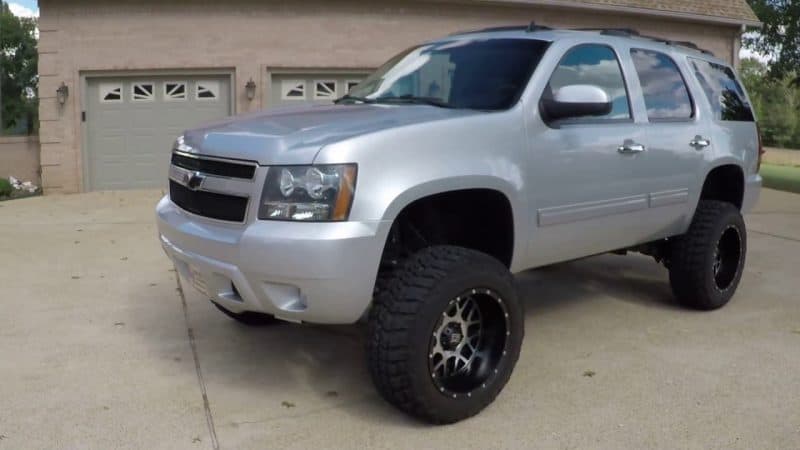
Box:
379;176;525;270
698;162;746;210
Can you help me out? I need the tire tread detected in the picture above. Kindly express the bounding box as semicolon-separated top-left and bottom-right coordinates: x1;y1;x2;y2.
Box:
366;246;516;424
669;200;745;310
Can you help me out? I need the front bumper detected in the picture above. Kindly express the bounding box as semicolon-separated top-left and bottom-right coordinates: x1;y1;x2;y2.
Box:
156;196;390;324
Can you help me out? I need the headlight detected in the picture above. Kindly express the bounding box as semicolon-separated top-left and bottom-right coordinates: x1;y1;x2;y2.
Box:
258;164;357;221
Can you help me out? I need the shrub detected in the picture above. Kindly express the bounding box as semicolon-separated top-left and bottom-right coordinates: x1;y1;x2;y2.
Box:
0;178;12;197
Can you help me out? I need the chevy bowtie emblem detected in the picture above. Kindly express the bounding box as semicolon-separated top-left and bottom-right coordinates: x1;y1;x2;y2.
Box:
183;171;205;191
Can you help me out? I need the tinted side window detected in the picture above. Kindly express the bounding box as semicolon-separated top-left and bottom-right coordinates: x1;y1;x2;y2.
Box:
690;58;754;122
546;44;631;120
630;49;693;120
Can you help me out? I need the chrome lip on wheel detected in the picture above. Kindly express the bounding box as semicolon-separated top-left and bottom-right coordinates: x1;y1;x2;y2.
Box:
428;288;510;398
713;225;743;292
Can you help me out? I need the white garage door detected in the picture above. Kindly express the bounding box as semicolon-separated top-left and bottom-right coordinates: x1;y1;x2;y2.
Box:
85;76;232;191
270;72;370;108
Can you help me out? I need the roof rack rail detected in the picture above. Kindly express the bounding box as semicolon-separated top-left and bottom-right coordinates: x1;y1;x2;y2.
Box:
450;21;551;36
578;27;715;56
664;40;715;55
527;21;552;32
575;28;640;38
647;36;715;56
449;24;716;56
452;25;526;35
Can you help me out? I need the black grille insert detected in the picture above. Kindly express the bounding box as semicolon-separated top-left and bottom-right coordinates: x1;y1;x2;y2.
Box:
169;180;249;222
171;153;256;179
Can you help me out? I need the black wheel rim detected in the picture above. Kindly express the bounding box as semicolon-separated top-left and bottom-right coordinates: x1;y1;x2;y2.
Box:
713;225;742;291
428;288;509;397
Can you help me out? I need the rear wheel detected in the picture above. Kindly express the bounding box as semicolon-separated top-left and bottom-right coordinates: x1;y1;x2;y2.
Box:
212;302;279;326
367;246;523;424
669;200;746;310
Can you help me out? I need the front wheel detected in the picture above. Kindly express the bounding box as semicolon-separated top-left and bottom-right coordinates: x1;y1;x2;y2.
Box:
367;246;523;424
669;200;747;310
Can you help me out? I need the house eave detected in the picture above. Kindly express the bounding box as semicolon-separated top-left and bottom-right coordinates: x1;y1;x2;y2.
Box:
464;0;762;27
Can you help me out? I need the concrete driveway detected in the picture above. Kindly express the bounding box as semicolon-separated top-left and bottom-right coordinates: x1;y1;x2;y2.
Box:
1;189;799;449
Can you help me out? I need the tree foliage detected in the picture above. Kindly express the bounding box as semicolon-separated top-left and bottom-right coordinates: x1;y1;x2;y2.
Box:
740;58;800;149
745;0;800;84
0;1;38;134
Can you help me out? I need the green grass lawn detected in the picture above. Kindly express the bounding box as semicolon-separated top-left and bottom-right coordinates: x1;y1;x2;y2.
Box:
761;163;800;194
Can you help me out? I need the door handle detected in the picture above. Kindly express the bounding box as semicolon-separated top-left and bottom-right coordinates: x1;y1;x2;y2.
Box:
690;136;711;149
618;142;646;154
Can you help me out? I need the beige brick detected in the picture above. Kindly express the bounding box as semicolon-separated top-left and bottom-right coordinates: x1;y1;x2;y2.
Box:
41;164;67;190
39;99;60;122
37;30;61;54
38;53;61;78
39;143;65;166
0;136;41;184
39;121;66;145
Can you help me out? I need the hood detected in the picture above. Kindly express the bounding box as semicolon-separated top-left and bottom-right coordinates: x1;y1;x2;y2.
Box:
182;103;479;165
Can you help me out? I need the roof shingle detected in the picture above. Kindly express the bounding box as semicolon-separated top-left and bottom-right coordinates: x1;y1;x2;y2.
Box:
552;0;759;24
485;0;760;25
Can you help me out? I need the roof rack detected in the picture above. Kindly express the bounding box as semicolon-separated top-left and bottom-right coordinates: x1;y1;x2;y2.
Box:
451;21;551;36
450;23;715;56
586;28;715;56
575;28;641;38
527;21;552;32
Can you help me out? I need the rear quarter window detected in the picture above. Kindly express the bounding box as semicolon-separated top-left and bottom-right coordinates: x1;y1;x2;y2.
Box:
690;58;754;122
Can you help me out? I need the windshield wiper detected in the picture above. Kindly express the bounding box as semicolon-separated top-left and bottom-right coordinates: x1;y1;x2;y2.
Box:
334;95;375;104
374;95;452;108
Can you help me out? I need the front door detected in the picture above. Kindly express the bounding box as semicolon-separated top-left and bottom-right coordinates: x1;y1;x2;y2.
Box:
525;43;651;267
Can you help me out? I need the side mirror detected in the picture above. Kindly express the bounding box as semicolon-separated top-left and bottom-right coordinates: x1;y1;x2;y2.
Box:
541;85;612;121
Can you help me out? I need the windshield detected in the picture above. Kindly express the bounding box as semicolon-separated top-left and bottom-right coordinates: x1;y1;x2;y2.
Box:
343;38;550;110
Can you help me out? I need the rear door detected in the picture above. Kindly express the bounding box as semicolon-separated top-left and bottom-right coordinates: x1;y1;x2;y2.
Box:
626;48;708;236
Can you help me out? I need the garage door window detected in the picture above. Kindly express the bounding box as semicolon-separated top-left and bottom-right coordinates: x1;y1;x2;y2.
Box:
282;80;306;100
196;81;220;101
164;82;187;101
314;81;337;100
346;80;361;93
100;83;123;103
132;83;155;102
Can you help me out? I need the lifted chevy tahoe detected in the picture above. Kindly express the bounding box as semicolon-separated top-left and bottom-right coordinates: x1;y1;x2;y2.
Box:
157;25;762;424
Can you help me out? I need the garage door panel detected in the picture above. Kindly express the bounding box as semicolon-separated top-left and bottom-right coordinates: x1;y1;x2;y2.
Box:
86;76;231;191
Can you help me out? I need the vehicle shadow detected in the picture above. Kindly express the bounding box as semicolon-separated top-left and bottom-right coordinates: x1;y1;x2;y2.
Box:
136;252;681;429
516;253;681;318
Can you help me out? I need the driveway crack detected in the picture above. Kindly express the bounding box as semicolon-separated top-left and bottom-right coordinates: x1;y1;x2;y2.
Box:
750;229;800;243
175;270;220;450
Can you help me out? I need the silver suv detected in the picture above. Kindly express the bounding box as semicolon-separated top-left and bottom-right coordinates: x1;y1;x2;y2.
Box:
156;25;763;424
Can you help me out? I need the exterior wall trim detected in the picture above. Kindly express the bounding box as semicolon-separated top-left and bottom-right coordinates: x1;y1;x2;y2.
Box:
461;0;762;27
78;68;236;192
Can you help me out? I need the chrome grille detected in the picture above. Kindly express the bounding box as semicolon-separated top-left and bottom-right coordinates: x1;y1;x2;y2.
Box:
171;151;256;180
168;152;259;222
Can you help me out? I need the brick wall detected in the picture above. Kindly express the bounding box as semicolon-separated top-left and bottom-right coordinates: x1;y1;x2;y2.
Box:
0;136;41;186
38;0;742;193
